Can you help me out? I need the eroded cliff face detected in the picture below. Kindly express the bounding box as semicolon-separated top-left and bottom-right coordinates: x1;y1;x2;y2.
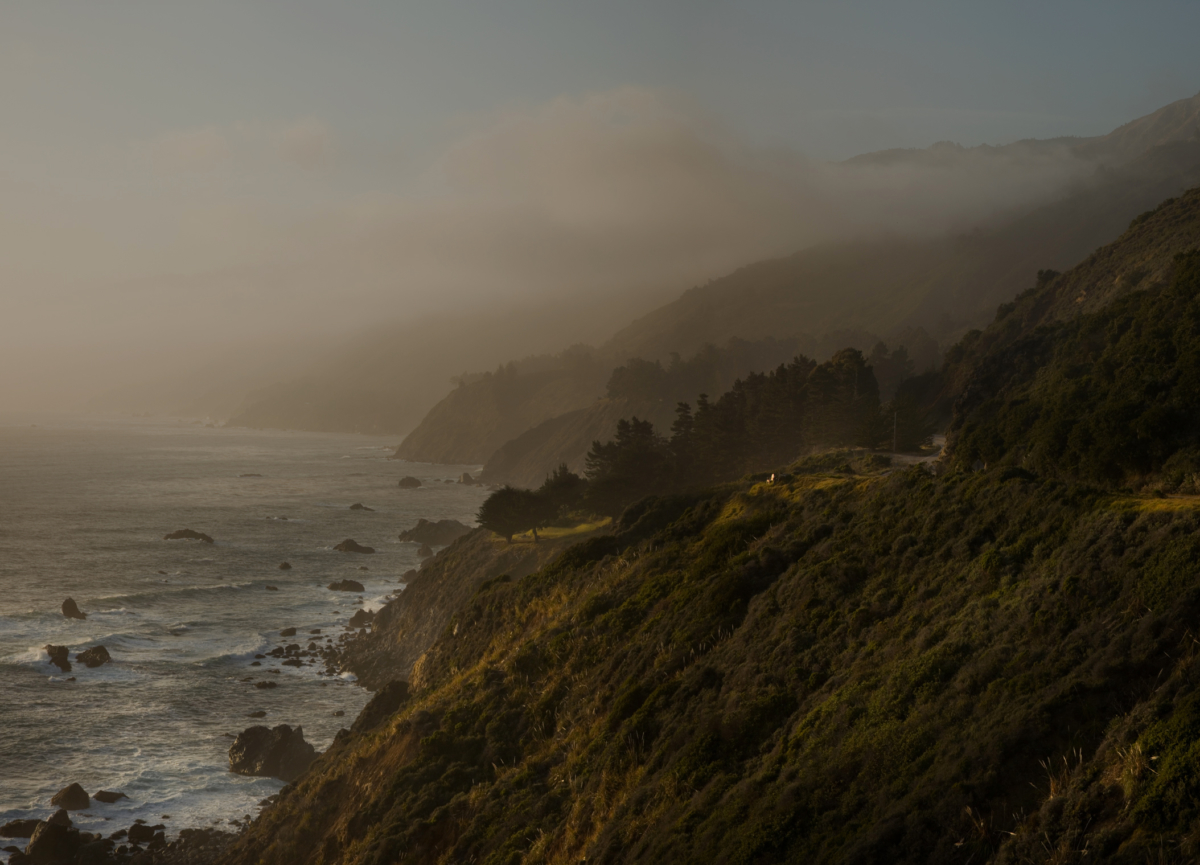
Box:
341;528;606;690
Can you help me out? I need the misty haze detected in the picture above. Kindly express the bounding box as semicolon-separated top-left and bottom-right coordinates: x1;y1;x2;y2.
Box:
5;4;1200;864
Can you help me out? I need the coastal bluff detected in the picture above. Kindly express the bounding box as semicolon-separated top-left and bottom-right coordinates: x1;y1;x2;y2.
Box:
340;527;603;690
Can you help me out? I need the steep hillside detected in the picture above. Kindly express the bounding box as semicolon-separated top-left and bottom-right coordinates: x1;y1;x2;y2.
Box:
217;166;1200;864
224;464;1200;864
603;137;1200;363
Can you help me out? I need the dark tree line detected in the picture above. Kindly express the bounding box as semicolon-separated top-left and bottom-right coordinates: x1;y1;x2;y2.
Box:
479;347;936;534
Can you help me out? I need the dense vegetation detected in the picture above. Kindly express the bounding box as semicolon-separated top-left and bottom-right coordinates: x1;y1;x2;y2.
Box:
224;161;1200;865
952;251;1200;490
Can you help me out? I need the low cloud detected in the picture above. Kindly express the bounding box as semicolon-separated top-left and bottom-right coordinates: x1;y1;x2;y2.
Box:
1;88;1101;410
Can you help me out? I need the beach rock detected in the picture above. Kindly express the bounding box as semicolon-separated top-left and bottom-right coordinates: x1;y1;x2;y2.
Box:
352;680;410;734
333;539;375;554
417;543;434;559
162;529;214;543
92;790;126;804
327;579;365;592
61;598;86;620
228;724;316;782
279;627;297;637
25;820;81;862
0;819;39;838
397;476;421;489
50;782;89;810
44;645;71;673
278;562;292;570
47;810;71;827
397;518;472;546
457;472;476;485
76;645;111;668
348;609;374;628
76;840;111;864
349;503;374;511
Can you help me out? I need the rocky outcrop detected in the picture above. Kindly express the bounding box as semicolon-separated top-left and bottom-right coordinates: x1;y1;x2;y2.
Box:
339;528;601;690
397;518;474;547
333;539;375;554
0;819;39;838
348;609;375;628
228;724;315;782
327;579;365;593
76;645;110;668
349;503;375;511
417;543;434;559
50;783;89;811
92;790;126;804
25;820;82;862
457;472;477;485
61;598;86;620
45;645;71;673
163;529;214;543
351;681;410;734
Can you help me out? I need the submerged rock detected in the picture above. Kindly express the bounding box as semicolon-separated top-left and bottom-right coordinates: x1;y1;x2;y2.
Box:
397;518;472;546
334;539;375;554
163;529;214;543
228;724;316;782
45;645;71;673
50;783;89;811
397;476;422;489
349;503;375;511
327;579;365;592
61;598;87;620
76;645;111;668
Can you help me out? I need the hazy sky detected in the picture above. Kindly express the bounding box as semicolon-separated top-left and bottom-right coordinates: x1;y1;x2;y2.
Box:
3;1;1200;409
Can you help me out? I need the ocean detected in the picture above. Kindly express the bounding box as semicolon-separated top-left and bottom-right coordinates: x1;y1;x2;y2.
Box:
0;415;488;853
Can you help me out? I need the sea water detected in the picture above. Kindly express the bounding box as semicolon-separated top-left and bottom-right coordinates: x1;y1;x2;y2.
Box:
0;415;488;852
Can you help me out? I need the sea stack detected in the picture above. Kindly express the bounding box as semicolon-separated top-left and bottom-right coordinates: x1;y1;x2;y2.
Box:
61;598;86;620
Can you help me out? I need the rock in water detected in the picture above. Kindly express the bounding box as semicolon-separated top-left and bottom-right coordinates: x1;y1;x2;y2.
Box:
279;627;297;637
45;645;71;673
397;518;472;546
327;579;365;592
50;783;90;810
348;609;374;628
228;724;316;782
26;820;82;862
162;528;214;543
349;503;375;511
457;472;476;485
92;790;126;804
61;598;87;620
278;561;292;570
334;539;375;554
76;645;111;668
417;543;434;559
0;819;40;838
47;809;71;827
397;476;421;489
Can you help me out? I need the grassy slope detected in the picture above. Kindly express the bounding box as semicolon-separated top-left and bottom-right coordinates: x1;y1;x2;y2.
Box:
222;454;1200;864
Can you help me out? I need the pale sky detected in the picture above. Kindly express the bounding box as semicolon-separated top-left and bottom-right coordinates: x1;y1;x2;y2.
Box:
3;1;1200;409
